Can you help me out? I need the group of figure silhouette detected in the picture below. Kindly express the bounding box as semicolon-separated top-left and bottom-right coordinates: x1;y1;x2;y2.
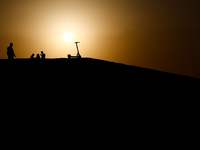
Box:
30;51;46;60
7;43;45;60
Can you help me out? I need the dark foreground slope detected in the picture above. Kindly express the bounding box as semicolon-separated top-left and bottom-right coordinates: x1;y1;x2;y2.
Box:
1;57;198;95
0;58;199;146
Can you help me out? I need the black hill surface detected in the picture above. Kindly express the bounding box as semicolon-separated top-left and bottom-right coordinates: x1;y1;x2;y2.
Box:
0;58;199;144
1;57;199;109
1;58;198;98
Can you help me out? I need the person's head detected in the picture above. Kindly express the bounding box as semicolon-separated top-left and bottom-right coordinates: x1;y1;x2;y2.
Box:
10;43;13;47
41;51;44;54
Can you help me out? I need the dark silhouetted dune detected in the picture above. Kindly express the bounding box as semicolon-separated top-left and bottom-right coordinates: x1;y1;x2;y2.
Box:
0;58;199;145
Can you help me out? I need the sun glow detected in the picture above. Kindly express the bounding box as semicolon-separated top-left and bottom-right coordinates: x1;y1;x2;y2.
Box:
63;33;73;42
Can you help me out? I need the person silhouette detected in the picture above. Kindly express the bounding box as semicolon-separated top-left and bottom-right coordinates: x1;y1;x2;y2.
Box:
40;51;46;60
7;43;16;59
36;54;40;60
30;53;35;59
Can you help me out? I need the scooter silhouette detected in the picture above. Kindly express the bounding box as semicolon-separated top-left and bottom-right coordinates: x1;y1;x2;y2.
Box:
68;42;81;59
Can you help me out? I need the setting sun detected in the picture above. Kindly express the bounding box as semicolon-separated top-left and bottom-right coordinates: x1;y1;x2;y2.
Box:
63;33;73;42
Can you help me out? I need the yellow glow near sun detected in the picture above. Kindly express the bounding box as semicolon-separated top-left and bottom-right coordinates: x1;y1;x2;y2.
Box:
64;33;73;42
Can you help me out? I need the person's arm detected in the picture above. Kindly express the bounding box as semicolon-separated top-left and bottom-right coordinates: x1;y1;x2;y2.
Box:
13;51;16;57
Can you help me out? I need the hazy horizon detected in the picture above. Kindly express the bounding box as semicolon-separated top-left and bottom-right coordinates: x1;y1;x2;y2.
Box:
0;0;200;78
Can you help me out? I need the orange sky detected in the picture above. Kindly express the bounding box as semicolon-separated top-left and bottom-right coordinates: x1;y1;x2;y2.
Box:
0;0;200;78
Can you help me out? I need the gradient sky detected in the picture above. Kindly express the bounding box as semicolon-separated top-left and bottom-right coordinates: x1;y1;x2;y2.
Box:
0;0;200;78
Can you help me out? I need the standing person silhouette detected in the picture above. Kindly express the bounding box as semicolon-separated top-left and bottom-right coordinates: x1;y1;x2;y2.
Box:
7;43;16;59
40;51;46;60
